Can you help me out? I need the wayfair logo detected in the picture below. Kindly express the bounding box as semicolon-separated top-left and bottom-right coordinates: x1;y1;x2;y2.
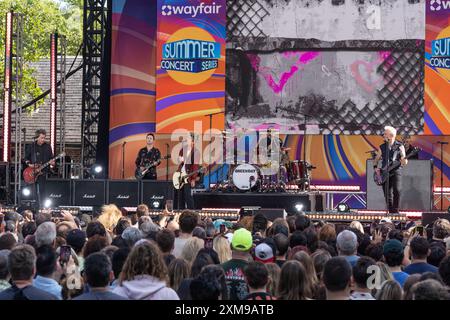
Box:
430;0;450;11
161;2;222;18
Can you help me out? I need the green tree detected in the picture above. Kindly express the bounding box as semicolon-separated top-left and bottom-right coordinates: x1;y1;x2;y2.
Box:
0;0;82;109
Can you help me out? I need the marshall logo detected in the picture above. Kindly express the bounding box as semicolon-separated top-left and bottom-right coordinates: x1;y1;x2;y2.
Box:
49;194;62;198
116;195;130;199
151;195;164;200
83;194;96;199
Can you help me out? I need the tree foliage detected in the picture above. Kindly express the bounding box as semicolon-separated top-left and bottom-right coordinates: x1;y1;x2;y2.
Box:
0;0;82;109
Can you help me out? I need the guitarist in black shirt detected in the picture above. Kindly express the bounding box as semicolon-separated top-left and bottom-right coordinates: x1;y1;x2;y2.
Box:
135;133;161;180
373;126;408;214
23;129;55;206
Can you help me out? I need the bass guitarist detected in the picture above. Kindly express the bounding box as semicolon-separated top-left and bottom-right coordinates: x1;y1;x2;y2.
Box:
135;133;161;180
373;126;408;214
23;129;55;205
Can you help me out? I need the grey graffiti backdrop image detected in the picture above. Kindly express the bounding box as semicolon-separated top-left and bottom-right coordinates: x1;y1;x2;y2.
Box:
225;0;425;135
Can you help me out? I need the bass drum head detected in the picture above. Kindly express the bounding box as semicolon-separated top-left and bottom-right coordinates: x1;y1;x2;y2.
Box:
232;164;259;191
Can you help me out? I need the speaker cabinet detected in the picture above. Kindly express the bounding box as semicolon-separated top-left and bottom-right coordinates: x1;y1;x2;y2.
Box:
254;208;286;221
73;180;106;207
107;180;140;207
141;181;174;209
41;179;72;207
422;212;450;227
367;160;433;211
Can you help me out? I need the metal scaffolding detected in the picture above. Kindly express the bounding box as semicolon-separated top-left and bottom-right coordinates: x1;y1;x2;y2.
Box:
81;0;108;170
11;12;24;206
58;35;67;178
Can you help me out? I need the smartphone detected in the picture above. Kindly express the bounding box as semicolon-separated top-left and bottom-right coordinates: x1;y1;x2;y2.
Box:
219;224;226;234
205;238;213;249
60;245;71;264
416;226;424;236
165;200;173;212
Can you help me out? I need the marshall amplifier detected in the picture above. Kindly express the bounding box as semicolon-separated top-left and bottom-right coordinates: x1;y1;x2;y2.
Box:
73;180;106;207
107;180;140;207
141;181;174;209
41;179;72;207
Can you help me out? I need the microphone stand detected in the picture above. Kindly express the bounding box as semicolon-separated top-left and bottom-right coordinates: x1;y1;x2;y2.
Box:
204;111;223;190
165;143;170;181
121;141;126;179
437;141;448;211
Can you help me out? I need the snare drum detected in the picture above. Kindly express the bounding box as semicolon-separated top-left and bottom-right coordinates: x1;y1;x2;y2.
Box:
232;164;260;191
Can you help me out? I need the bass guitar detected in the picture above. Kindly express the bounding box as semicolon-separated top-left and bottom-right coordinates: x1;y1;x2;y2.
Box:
373;147;420;185
23;153;65;184
135;155;170;179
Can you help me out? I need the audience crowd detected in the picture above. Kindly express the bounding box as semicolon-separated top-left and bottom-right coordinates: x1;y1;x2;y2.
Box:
0;203;449;300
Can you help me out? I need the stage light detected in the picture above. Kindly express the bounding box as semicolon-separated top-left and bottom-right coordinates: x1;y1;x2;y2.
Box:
151;201;161;209
295;203;304;212
22;187;31;197
94;165;102;173
43;199;52;208
90;164;103;178
337;203;349;213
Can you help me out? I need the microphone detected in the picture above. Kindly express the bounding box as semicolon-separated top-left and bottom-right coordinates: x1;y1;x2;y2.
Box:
437;141;449;145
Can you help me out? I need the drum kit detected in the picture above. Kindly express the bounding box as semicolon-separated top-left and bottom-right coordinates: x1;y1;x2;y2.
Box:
212;146;315;193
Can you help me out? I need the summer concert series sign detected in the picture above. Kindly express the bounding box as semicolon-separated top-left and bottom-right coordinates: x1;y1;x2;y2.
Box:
156;0;226;133
425;0;450;134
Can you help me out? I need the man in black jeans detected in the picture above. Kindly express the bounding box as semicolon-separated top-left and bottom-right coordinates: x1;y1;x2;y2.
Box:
374;126;408;213
23;129;55;207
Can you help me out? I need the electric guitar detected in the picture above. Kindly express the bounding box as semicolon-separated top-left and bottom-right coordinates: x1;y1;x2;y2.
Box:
173;167;205;190
373;147;420;185
23;153;65;184
135;155;170;179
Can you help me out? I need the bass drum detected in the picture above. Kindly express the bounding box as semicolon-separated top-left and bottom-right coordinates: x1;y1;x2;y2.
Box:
232;164;260;191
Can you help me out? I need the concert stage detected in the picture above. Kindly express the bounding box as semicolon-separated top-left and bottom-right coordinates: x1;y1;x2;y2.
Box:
193;192;324;214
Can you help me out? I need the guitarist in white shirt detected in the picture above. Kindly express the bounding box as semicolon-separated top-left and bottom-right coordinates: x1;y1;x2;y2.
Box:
177;137;202;209
373;126;408;214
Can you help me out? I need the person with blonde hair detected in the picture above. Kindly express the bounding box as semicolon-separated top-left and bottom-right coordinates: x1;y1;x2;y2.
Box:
213;235;232;264
97;204;123;234
375;280;403;300
113;241;179;300
180;237;204;265
349;221;364;235
373;125;408;213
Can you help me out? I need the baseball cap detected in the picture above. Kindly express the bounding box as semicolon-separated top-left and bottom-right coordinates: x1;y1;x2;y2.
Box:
383;239;403;255
254;243;275;263
213;219;233;231
231;228;253;251
66;229;87;253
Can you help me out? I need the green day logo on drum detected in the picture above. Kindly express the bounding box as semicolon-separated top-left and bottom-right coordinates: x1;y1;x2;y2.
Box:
160;27;221;85
431;37;450;69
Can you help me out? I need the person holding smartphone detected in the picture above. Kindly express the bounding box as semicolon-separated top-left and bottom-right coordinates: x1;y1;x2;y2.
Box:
403;234;438;275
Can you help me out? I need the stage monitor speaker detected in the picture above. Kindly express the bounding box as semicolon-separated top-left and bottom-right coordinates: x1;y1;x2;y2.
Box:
367;160;433;211
107;180;140;207
254;208;286;221
141;181;174;210
73;180;106;207
421;212;450;227
41;179;72;207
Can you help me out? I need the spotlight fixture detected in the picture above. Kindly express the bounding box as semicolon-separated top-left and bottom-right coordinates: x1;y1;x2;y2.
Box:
22;187;31;197
151;201;161;209
43;198;52;208
337;203;350;213
294;203;304;213
90;164;103;178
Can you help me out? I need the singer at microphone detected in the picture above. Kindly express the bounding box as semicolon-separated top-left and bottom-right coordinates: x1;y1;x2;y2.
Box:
134;133;161;180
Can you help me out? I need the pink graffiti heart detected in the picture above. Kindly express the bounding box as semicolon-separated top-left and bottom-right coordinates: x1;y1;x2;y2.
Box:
247;52;320;94
350;60;384;93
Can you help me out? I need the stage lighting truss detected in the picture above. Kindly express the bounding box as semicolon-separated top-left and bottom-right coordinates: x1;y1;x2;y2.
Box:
306;212;409;223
